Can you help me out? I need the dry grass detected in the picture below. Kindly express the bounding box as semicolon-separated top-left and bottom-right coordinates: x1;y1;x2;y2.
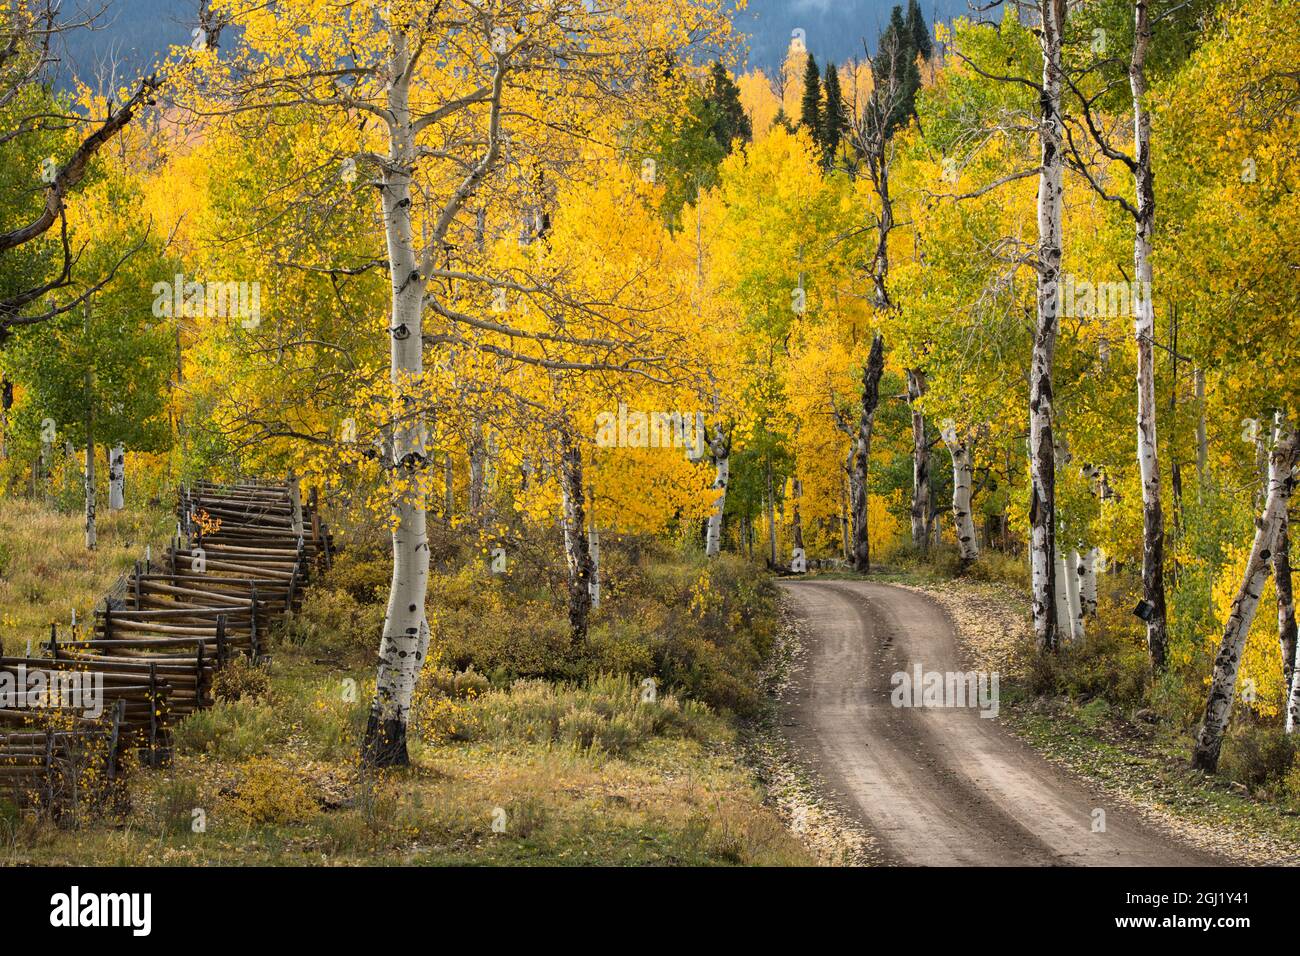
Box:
0;499;810;866
0;498;172;649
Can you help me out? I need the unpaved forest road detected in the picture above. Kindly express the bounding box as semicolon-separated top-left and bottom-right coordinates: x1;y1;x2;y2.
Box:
778;579;1226;866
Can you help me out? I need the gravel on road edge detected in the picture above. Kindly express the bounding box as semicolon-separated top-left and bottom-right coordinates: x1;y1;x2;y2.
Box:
739;600;881;867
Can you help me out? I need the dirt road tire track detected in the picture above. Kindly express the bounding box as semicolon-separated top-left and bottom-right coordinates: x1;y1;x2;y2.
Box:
777;579;1226;867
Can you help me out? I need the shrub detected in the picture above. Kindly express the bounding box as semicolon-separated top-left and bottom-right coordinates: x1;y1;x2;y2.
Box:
212;657;271;703
472;674;719;757
284;587;384;660
227;757;318;825
1219;726;1296;792
174;700;278;760
152;777;203;836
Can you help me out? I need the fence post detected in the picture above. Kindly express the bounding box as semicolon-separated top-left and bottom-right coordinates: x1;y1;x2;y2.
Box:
249;585;259;660
215;614;227;667
195;640;207;708
43;731;54;813
106;698;125;784
148;662;159;768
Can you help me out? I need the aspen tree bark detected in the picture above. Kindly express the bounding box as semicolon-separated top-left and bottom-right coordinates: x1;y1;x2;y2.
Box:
287;470;304;536
1131;0;1167;671
588;527;601;608
1066;549;1084;641
704;422;729;558
765;459;777;566
468;420;486;515
1276;518;1296;693
940;425;979;563
443;451;454;520
362;26;431;767
83;437;95;551
0;376;8;461
907;368;931;550
1054;554;1072;641
1195;369;1207;486
108;443;125;511
852;334;885;570
558;429;594;643
1193;430;1300;771
1030;0;1067;652
1273;415;1297;690
1288;647;1300;734
1079;547;1099;617
791;478;805;568
840;463;853;563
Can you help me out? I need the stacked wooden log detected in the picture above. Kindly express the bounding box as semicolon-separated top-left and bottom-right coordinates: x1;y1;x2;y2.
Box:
0;701;127;816
0;477;333;814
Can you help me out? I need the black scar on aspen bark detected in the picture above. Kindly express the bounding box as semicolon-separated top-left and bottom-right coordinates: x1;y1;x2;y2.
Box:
362;712;409;767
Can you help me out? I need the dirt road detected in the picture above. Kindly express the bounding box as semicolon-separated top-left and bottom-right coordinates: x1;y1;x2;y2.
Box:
777;579;1224;866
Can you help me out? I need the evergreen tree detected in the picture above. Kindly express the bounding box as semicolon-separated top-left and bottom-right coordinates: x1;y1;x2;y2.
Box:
643;62;755;228
799;55;822;144
905;0;932;61
874;4;921;139
771;107;797;134
707;60;752;149
821;63;847;165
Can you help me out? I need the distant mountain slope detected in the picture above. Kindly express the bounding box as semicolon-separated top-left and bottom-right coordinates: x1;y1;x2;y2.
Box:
51;0;980;87
56;0;194;87
736;0;976;70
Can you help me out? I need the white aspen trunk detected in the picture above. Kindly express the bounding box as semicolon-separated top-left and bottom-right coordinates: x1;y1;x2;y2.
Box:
1195;369;1207;485
704;423;729;558
1079;546;1099;617
588;527;601;608
1193;430;1300;771
1131;0;1167;671
83;439;96;551
559;430;594;642
766;461;777;567
1272;414;1298;695
108;443;125;511
444;451;454;520
1276;513;1296;690
852;334;885;570
1054;554;1071;641
0;377;7;462
840;459;853;563
791;478;805;571
1030;0;1066;652
1287;644;1300;734
287;469;304;537
940;426;979;562
363;27;431;766
1066;549;1084;642
907;369;930;550
468;420;486;515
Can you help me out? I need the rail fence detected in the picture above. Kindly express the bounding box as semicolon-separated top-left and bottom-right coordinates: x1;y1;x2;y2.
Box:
0;477;334;817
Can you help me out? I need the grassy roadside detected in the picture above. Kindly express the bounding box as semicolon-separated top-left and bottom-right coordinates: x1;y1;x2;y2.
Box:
0;503;811;866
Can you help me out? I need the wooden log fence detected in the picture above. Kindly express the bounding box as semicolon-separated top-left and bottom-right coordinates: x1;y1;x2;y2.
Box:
0;477;335;814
